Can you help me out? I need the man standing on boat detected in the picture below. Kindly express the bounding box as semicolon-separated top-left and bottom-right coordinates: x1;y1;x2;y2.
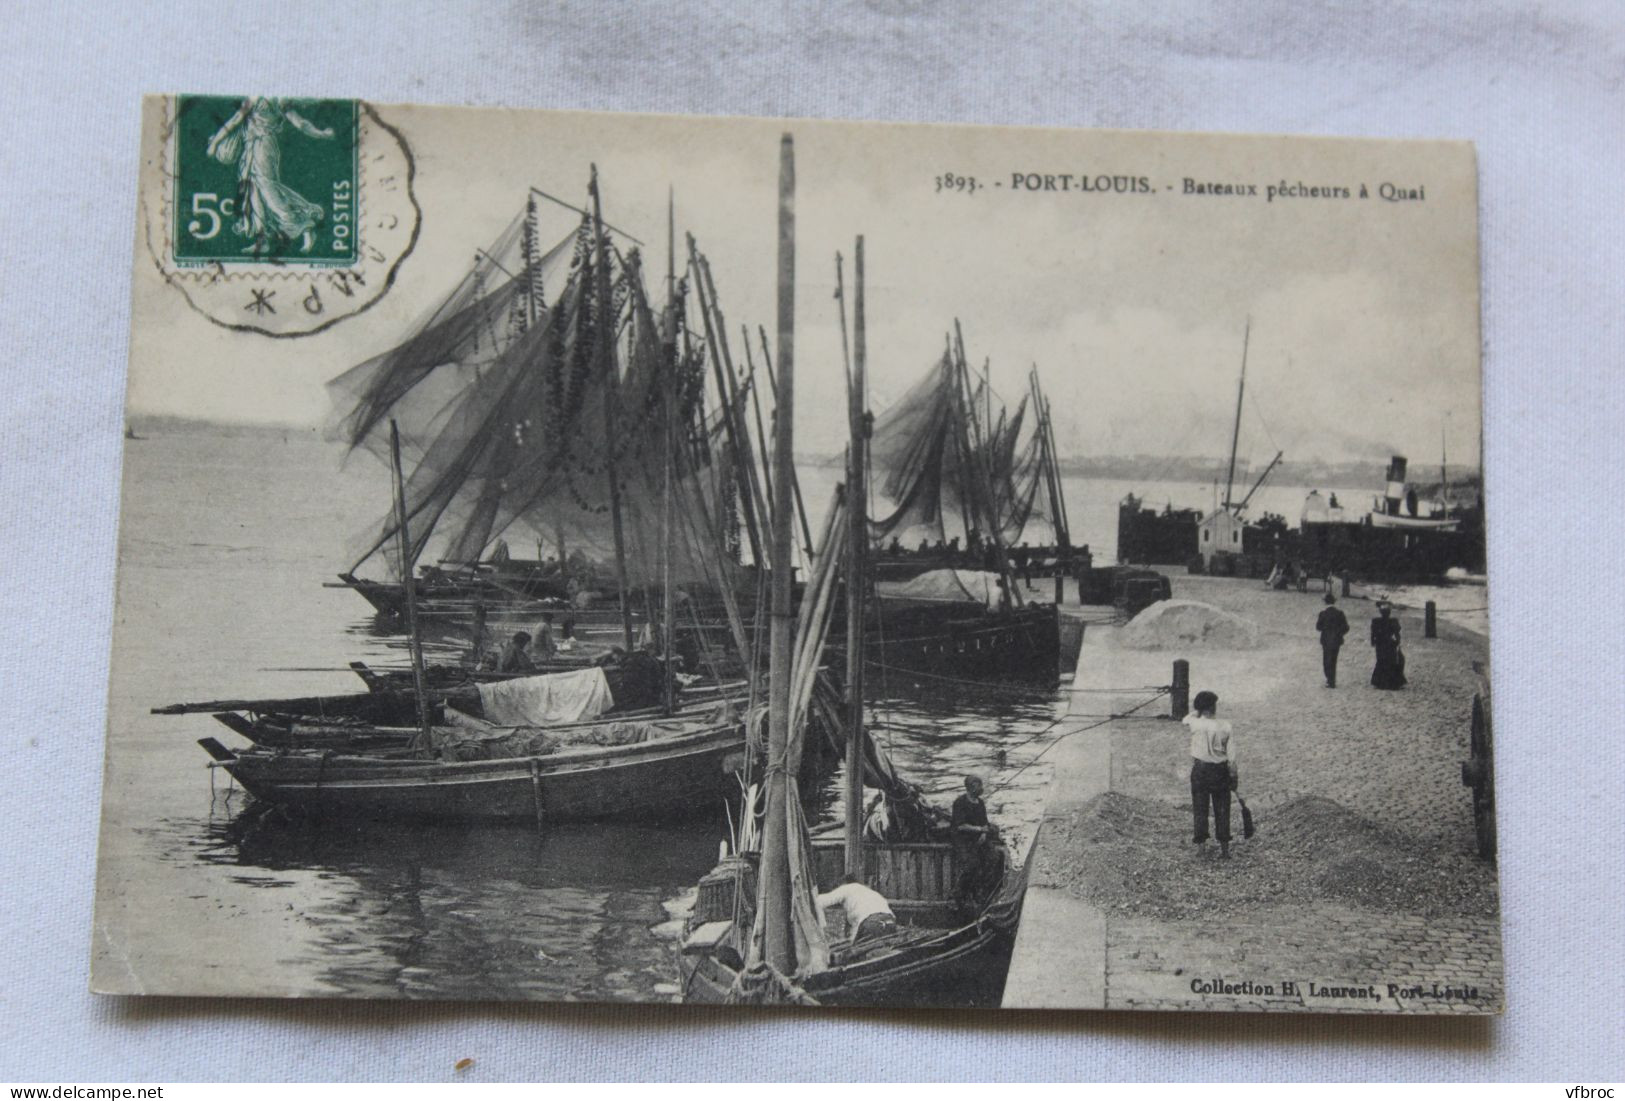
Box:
952;774;1000;907
1316;592;1350;688
1186;690;1238;858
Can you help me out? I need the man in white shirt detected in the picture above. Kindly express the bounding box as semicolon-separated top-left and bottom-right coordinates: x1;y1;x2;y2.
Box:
1184;689;1239;858
815;877;899;945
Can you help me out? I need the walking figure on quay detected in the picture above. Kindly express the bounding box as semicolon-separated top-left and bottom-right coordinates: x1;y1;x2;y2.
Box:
1370;600;1407;690
1316;591;1350;688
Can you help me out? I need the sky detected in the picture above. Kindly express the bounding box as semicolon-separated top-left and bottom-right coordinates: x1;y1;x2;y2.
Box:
126;103;1484;472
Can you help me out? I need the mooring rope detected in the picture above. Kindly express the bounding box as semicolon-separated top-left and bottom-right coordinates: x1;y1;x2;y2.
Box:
862;656;1168;701
989;688;1171;794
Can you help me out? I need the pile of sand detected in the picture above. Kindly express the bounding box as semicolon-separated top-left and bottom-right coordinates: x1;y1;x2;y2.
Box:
1033;792;1499;921
1118;598;1262;650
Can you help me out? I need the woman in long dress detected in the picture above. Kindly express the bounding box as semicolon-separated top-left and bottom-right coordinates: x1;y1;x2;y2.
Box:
1369;601;1407;689
206;97;334;254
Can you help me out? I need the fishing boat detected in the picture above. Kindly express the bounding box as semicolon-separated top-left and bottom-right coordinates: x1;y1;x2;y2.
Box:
678;188;1028;1007
198;703;749;824
848;594;1058;686
192;664;844;820
323;169;751;661
832;323;1068;685
680;830;1031;1007
159;653;729;751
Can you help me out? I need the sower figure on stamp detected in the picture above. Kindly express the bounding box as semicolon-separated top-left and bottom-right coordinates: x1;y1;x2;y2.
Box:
1185;690;1238;858
1316;592;1350;687
206;97;335;255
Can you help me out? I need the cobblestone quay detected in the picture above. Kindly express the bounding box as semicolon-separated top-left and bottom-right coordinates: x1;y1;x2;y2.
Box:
1003;573;1502;1014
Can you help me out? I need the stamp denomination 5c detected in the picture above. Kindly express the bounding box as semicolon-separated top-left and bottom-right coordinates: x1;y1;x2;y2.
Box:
142;95;419;338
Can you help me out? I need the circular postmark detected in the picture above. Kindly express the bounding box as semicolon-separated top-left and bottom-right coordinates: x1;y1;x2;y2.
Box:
142;95;420;338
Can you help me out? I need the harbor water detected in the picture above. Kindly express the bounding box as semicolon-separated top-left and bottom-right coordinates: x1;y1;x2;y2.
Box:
96;425;1071;1001
95;423;1474;1001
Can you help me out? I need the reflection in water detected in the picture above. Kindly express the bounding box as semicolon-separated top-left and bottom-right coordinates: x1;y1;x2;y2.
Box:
105;429;1074;1002
165;804;722;1001
175;677;1067;1002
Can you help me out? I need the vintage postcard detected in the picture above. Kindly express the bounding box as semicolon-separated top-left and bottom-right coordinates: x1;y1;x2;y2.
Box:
94;97;1499;1012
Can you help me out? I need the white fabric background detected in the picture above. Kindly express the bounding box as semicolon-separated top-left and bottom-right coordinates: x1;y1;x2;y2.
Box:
0;0;1620;1082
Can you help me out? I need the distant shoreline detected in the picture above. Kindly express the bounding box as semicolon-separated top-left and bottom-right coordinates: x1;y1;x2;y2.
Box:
125;415;1481;493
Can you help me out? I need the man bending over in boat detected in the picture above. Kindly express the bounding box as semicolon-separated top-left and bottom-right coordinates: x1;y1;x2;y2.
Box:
816;876;898;949
951;774;1002;910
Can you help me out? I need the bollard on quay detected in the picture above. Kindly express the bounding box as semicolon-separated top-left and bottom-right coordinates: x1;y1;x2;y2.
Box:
1425;600;1438;638
1171;659;1190;720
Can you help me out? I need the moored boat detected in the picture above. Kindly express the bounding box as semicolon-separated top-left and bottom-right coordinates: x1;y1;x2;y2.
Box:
836;598;1060;686
679;203;1031;1008
198;706;748;824
679;831;1031;1007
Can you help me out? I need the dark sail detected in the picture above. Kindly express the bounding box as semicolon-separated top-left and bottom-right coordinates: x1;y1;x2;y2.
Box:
866;348;1051;547
327;196;729;592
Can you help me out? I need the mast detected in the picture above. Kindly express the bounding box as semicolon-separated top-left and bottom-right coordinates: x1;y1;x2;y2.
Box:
701;253;784;556
1223;318;1250;511
1044;393;1071;542
388;420;433;749
1031;367;1069;549
953;319;1022;605
1440;424;1449;512
983;355;993;451
589;165;636;652
1235;449;1283;512
660;199;678;715
843;237;869;879
754;325;818;558
689;235;767;569
946;332;978;535
741;325;778;523
761;132;797;974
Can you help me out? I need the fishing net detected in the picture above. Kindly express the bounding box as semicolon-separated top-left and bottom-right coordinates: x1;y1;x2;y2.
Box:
326;194;737;598
866;350;1051;549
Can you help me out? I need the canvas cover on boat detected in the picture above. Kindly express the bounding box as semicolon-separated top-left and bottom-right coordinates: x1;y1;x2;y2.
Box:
875;568;1002;611
476;666;615;725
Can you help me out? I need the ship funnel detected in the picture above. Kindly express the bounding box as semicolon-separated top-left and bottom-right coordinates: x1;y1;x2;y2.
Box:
1385;455;1408;515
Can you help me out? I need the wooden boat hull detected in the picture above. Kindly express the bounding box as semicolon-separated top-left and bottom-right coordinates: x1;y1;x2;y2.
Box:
678;834;1031;1009
679;912;1015;1008
336;573;646;630
212;723;746;824
837;602;1060;686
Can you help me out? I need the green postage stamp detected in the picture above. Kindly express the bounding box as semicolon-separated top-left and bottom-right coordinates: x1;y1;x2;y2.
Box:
171;96;359;266
142;95;419;338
